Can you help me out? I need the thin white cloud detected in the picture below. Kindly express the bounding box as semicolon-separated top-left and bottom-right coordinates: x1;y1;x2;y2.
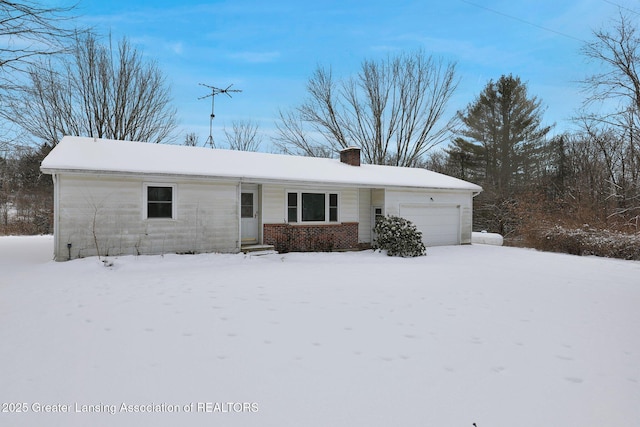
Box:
167;42;184;55
228;51;281;63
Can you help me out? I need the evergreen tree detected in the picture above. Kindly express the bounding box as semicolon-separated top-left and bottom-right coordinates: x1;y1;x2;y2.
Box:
456;74;552;196
444;137;484;181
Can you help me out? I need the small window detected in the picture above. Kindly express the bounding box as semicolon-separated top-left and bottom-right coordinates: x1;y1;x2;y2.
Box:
374;207;384;225
329;193;338;222
146;185;174;219
241;192;254;218
287;192;298;223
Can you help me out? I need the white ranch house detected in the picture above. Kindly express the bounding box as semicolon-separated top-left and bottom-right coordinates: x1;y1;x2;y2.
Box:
41;136;482;261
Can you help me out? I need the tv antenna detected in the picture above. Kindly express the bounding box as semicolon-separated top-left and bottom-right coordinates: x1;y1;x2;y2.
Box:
198;83;242;148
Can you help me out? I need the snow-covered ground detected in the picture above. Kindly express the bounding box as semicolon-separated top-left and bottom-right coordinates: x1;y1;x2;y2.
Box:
1;236;638;427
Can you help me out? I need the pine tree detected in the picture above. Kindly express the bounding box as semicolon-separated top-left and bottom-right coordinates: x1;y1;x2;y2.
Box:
457;74;552;196
445;137;484;181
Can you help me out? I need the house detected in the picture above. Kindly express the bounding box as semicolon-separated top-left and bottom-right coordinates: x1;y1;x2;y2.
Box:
40;136;482;260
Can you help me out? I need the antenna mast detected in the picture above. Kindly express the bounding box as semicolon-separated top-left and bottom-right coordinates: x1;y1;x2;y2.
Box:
198;83;242;148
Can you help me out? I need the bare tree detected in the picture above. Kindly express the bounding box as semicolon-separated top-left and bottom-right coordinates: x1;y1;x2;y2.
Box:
273;50;458;166
0;0;77;90
273;109;333;157
582;13;640;117
580;13;640;225
223;119;262;151
6;32;178;146
0;0;79;151
184;132;199;147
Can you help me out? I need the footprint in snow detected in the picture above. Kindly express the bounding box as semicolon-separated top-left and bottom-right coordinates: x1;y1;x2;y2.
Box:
556;355;574;361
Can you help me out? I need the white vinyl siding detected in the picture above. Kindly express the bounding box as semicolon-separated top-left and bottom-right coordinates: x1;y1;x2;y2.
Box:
261;185;286;223
54;174;239;260
358;188;372;244
371;188;385;207
339;189;358;222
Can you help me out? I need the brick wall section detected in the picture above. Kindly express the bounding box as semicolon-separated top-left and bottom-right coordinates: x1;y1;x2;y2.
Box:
264;222;359;252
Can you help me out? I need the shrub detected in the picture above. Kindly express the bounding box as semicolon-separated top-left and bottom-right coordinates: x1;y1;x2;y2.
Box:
373;215;426;257
524;225;640;260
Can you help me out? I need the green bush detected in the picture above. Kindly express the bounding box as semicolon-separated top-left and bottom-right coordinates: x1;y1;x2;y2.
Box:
373;215;426;257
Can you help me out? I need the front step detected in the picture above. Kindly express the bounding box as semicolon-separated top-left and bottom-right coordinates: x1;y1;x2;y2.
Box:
241;244;276;255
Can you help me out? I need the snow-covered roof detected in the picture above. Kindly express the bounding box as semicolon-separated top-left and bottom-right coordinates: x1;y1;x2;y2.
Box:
41;136;483;192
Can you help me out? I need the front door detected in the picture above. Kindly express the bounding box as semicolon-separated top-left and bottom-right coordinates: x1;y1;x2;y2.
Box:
241;189;259;244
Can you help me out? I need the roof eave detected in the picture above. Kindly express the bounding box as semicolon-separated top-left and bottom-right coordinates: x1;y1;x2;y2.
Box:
40;167;483;192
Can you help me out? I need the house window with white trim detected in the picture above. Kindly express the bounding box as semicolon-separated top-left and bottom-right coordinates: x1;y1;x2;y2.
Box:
287;192;298;223
287;191;339;223
144;184;176;219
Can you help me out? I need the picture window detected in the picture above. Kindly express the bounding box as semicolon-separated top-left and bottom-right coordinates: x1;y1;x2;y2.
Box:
286;191;338;223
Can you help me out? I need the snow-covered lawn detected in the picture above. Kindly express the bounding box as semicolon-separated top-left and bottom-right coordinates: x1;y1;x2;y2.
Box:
1;236;639;427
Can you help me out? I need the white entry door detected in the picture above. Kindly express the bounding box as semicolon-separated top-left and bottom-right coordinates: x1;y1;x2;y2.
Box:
241;189;259;243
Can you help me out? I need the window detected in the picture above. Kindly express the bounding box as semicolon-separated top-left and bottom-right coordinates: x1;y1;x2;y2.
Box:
302;193;325;221
374;207;384;225
287;192;298;223
241;192;254;218
329;193;338;222
145;184;175;219
287;191;339;223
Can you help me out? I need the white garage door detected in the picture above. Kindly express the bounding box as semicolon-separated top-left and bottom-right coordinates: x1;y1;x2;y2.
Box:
399;204;461;246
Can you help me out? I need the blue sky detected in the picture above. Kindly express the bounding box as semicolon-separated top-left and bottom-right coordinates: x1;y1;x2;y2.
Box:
67;0;635;149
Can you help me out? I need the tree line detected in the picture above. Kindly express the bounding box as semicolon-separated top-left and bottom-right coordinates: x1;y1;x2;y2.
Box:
428;15;640;243
1;1;638;253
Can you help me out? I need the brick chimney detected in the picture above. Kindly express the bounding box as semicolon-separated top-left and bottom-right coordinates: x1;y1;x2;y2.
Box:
340;147;361;166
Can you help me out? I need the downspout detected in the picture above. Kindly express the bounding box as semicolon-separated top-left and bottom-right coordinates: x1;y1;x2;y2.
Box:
237;182;241;252
52;173;60;261
258;184;263;245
